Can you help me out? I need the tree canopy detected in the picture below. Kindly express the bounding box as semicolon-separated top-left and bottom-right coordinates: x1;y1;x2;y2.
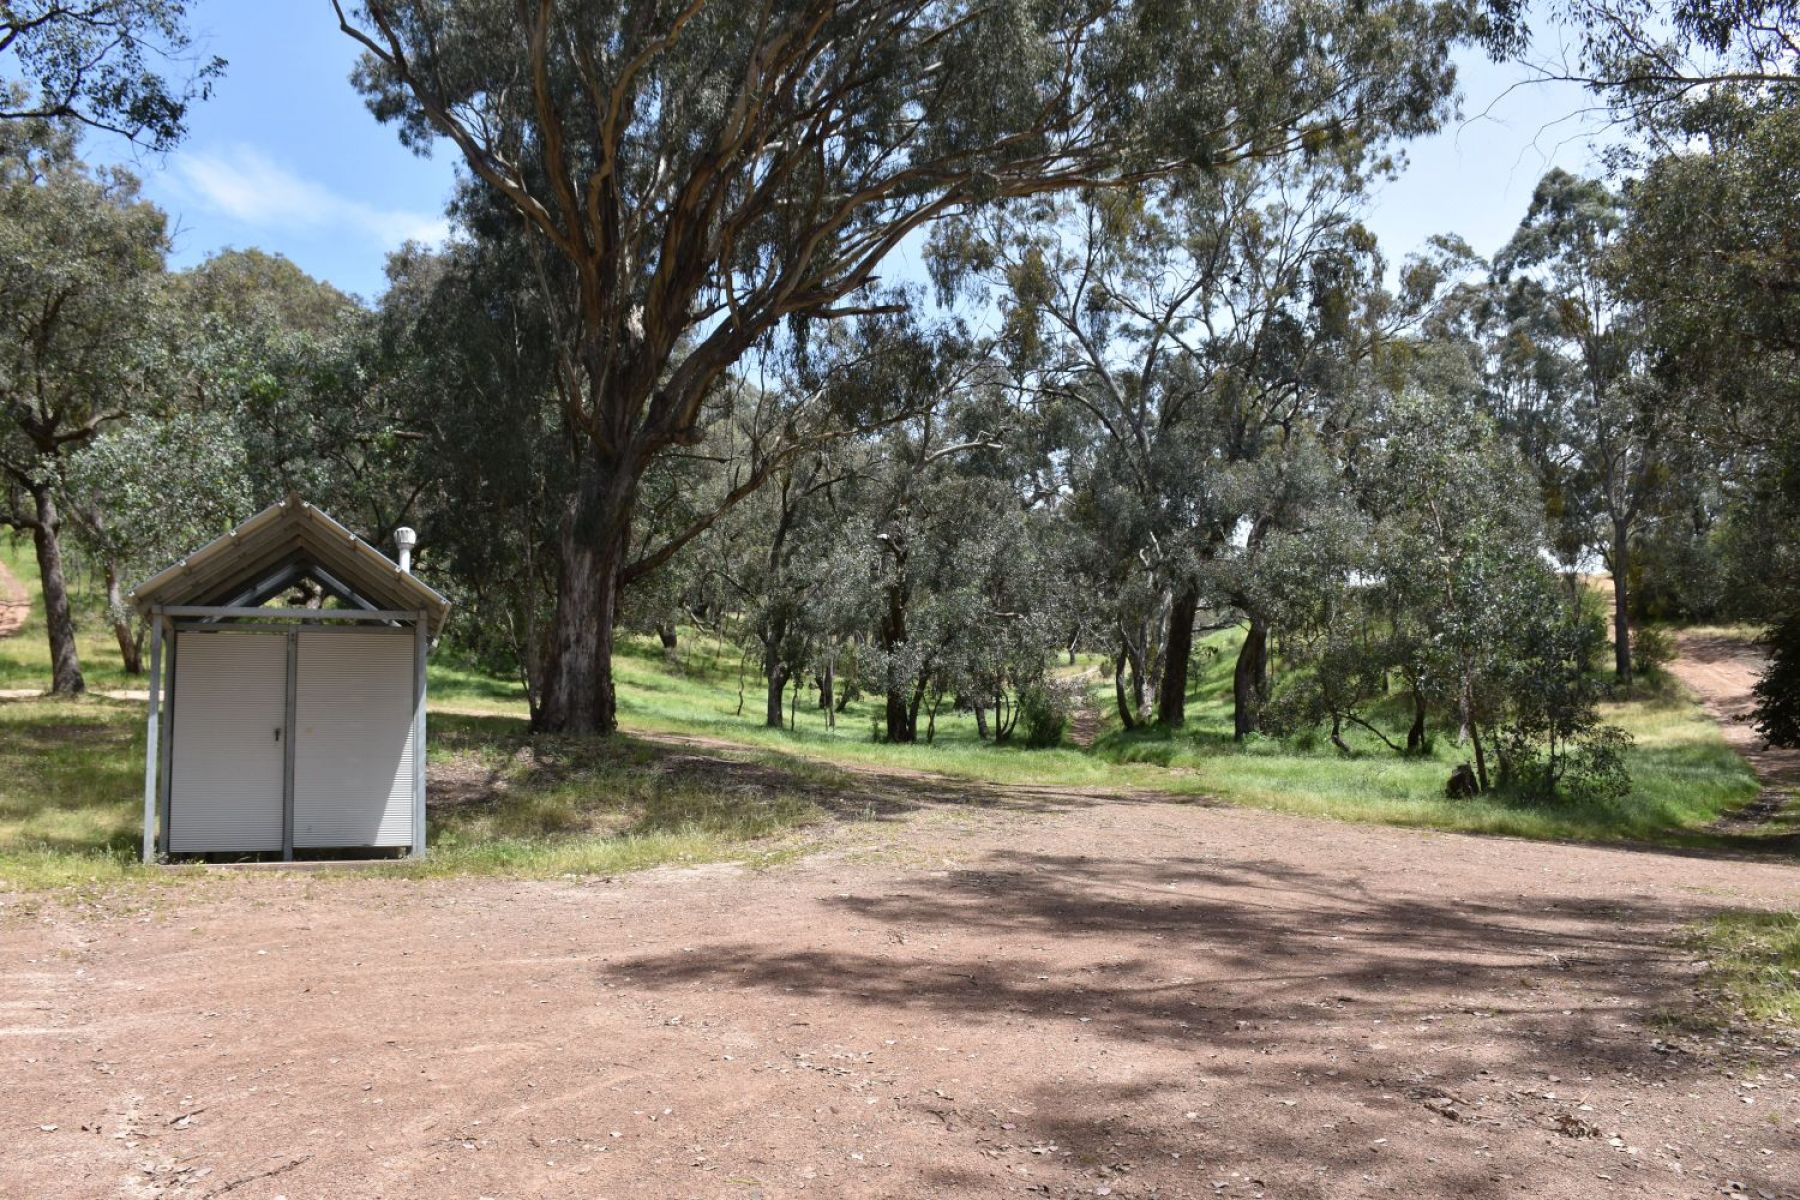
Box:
0;0;223;149
332;0;1481;734
7;0;1798;799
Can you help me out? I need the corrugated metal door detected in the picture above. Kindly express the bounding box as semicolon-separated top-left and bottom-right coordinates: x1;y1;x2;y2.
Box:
292;628;416;848
168;631;287;852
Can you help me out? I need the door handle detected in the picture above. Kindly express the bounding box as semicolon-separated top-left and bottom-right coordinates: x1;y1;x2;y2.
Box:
274;727;282;743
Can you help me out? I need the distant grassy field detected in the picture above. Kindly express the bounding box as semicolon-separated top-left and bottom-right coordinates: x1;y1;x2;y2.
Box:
0;536;1782;891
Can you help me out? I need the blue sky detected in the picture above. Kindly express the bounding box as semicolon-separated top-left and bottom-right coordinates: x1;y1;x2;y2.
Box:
91;1;458;303
89;2;1611;303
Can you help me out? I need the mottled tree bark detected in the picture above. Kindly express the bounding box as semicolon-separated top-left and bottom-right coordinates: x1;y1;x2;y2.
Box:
764;655;789;729
879;543;916;743
1113;652;1135;730
104;561;143;675
537;467;629;734
1155;580;1200;726
1610;516;1633;685
1232;614;1269;741
29;485;84;696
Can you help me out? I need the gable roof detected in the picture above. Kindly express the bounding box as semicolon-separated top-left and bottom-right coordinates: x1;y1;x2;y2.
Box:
129;497;452;637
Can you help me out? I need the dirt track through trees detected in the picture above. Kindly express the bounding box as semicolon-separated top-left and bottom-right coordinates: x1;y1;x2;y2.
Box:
1667;631;1800;833
0;557;27;640
4;790;1797;1199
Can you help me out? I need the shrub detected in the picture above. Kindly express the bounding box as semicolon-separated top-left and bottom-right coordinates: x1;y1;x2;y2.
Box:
1257;674;1320;740
1753;613;1800;748
1631;624;1677;675
1495;607;1634;802
1565;724;1633;804
1019;681;1072;749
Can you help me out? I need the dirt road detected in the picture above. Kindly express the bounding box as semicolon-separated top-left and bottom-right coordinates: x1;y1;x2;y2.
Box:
1667;631;1799;830
4;794;1796;1199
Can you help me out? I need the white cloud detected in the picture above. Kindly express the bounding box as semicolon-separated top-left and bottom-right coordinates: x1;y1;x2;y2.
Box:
174;145;449;247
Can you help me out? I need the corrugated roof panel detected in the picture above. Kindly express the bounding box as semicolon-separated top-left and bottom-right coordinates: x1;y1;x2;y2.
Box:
129;497;452;637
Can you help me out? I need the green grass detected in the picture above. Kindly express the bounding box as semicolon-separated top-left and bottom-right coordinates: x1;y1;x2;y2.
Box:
0;546;825;890
0;537;140;692
0;540;1788;894
0;694;152;889
1689;911;1800;1029
606;630;1144;785
1673;620;1770;643
425;652;535;713
383;713;827;879
1077;630;1766;844
597;623;1768;848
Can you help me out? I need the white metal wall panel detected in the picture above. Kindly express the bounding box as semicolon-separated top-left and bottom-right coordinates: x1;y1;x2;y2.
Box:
292;629;416;848
168;632;287;852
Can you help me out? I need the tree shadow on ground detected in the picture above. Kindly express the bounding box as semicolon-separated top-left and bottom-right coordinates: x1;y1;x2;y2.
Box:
428;713;1800;867
605;849;1794;1199
427;714;1191;827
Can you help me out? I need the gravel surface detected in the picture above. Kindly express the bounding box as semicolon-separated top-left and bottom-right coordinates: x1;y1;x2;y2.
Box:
3;793;1796;1199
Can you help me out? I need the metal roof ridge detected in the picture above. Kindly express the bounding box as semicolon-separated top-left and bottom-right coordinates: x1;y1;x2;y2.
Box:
127;497;452;636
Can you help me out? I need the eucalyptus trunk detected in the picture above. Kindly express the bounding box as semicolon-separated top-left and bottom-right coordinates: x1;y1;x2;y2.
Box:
1406;682;1428;756
29;484;84;696
885;687;918;744
817;660;835;727
879;550;915;743
1155;579;1200;725
1232;614;1269;741
1610;516;1633;685
104;561;143;675
764;654;789;729
1113;649;1137;731
537;464;631;735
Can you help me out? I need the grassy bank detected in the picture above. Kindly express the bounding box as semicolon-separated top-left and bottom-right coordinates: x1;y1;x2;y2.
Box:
385;713;832;879
1086;628;1762;844
592;623;1765;847
0;695;149;889
0;539;139;692
0;538;1784;892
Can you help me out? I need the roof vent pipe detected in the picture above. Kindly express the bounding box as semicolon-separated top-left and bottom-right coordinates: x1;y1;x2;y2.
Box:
394;527;418;574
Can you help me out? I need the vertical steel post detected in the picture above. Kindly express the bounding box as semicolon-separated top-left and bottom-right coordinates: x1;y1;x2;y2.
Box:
282;630;298;861
412;612;427;858
156;618;176;847
140;613;164;863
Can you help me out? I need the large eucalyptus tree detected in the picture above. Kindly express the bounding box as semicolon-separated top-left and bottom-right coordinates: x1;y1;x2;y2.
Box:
1486;170;1664;684
0;119;167;694
334;0;1477;734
